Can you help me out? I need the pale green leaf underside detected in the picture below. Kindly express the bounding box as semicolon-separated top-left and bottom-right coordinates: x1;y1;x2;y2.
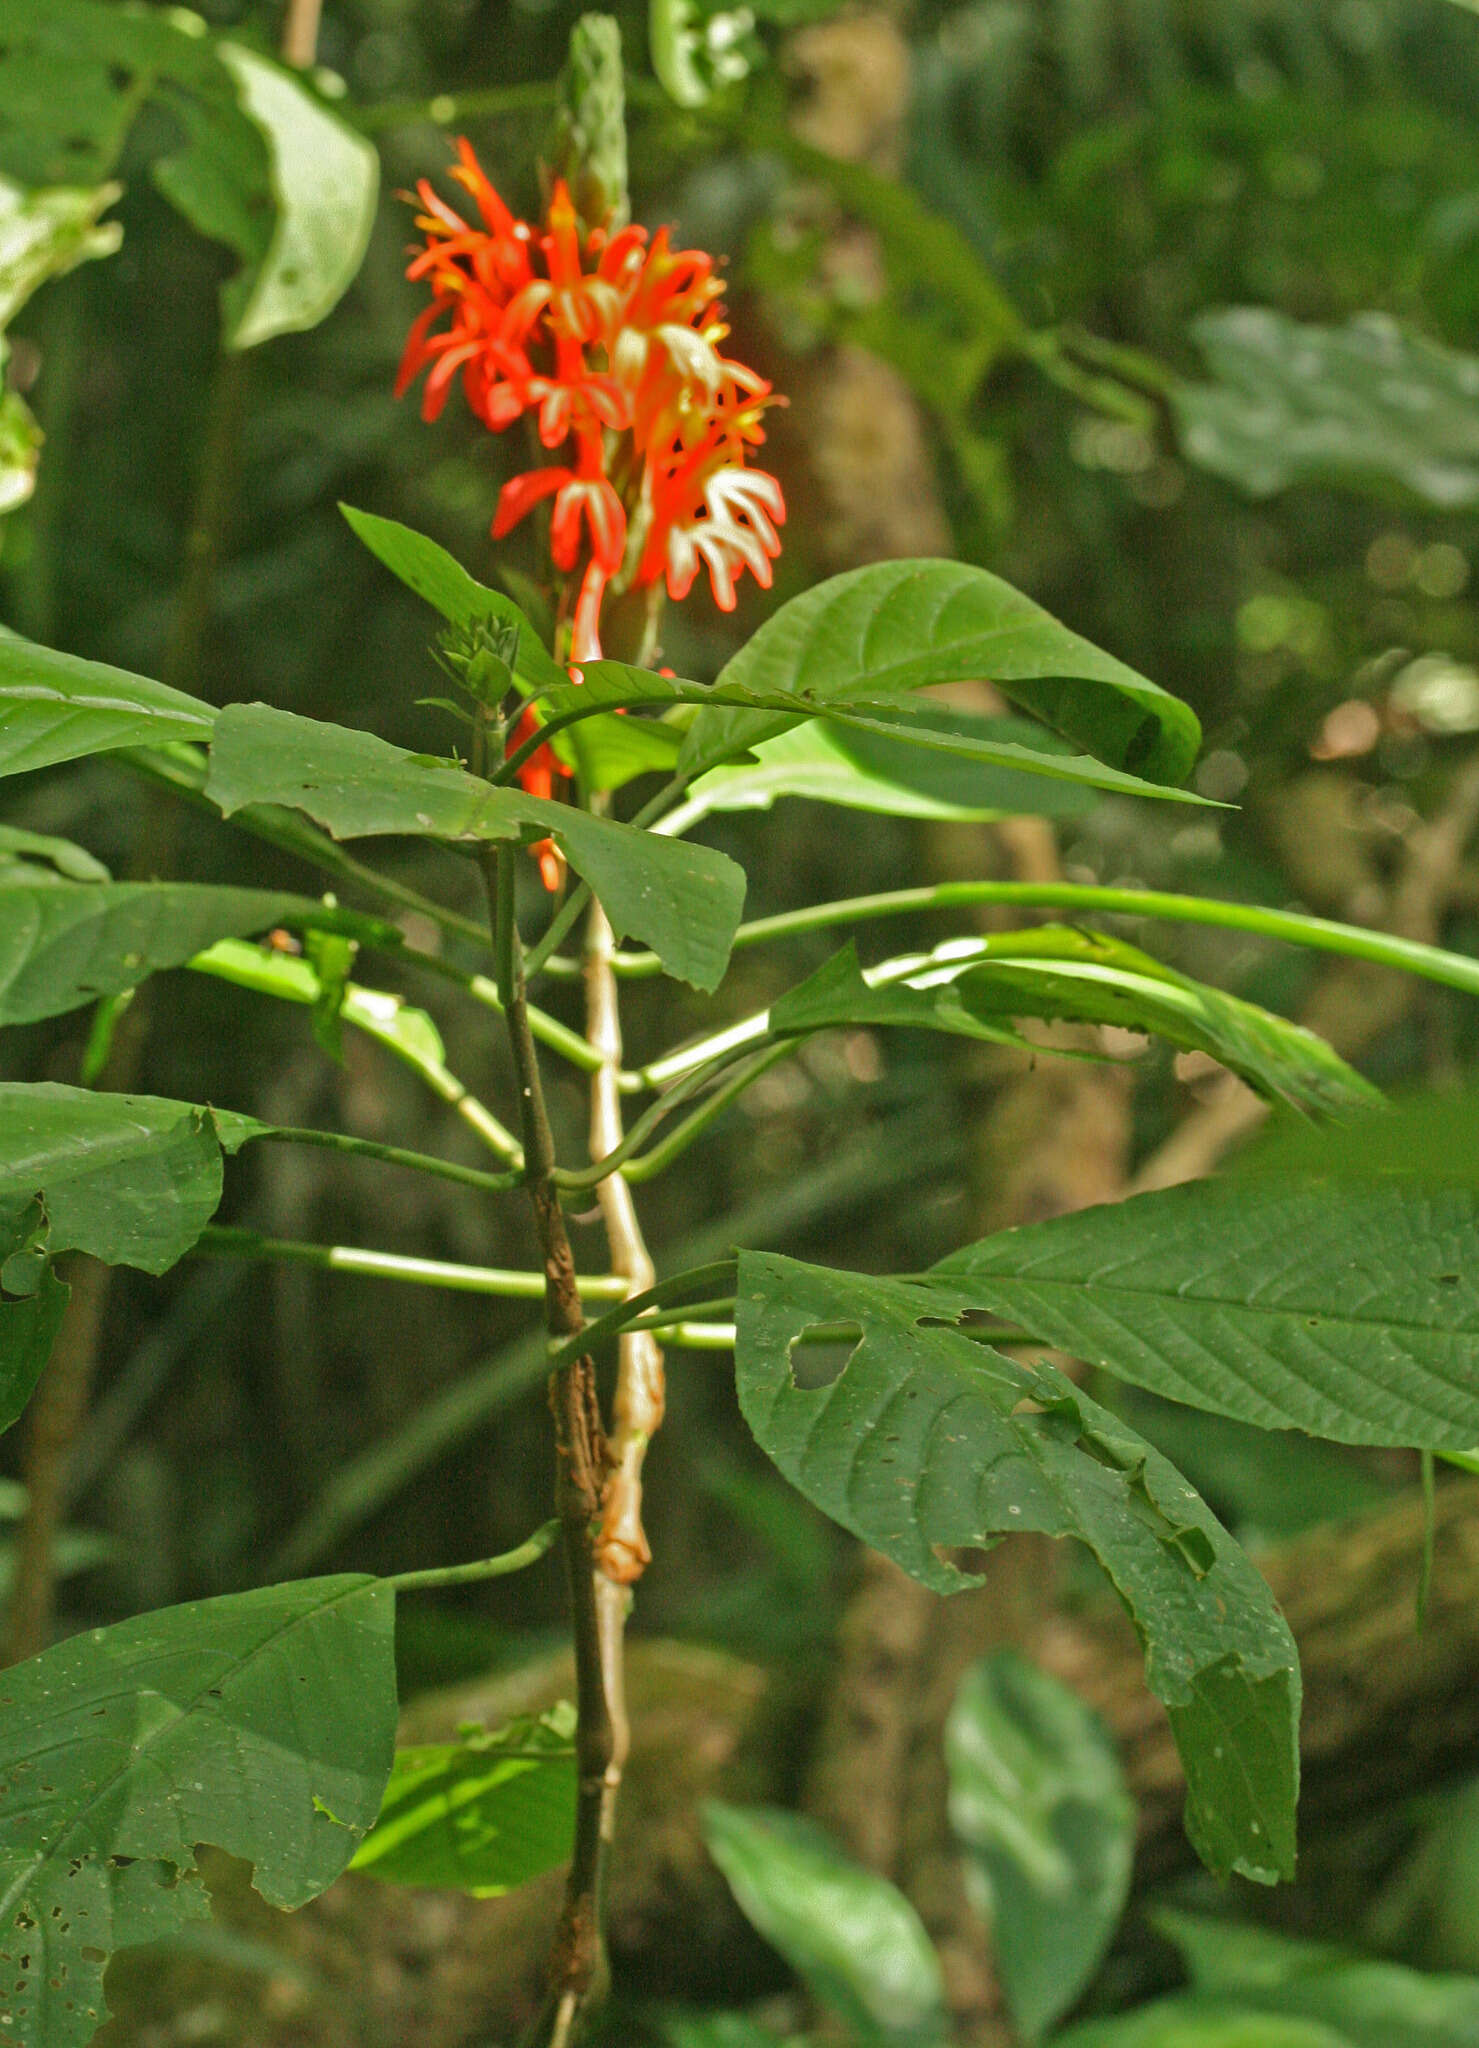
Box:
945;1651;1133;2041
702;1802;948;2046
933;1177;1479;1450
0;633;214;778
0;881;384;1026
734;1253;1299;1883
204;704;746;991
679;560;1201;785
0;1576;396;2048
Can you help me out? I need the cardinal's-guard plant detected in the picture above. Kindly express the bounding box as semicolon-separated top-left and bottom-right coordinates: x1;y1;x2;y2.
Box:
7;21;1479;2048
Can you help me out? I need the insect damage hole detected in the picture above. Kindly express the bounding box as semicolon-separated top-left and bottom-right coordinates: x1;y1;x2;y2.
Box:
785;1320;862;1390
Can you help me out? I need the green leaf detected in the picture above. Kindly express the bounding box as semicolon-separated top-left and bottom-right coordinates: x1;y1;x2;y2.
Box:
0;827;108;883
1154;1911;1479;2048
215;47;377;349
1175;310;1479;508
682;714;1096;824
1054;2003;1351;2048
0;632;215;778
945;1651;1133;2041
734;1253;1300;1883
702;1802;949;2045
350;1706;575;1896
0;1574;396;2048
0;1082;256;1276
659;2015;793;2048
768;934;1379;1116
1236;1087;1479;1189
190;937;451;1079
204;704;746;991
339;507;570;694
0;880;391;1026
932;1176;1479;1451
678;560;1201;786
0;1234;67;1440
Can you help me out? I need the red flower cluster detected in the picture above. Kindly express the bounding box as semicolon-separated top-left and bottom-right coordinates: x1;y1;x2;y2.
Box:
396;141;786;667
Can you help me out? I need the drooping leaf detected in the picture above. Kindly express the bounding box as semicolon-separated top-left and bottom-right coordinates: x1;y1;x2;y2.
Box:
932;1176;1479;1451
0;1207;67;1439
215;47;378;349
339;507;570;694
734;1253;1300;1883
189;938;452;1080
0;2;371;346
1175;309;1479;508
1154;1912;1479;2048
350;1706;576;1896
0;881;392;1026
0;632;215;778
0;827;108;883
768;935;1378;1116
945;1651;1133;2040
0;1083;259;1276
681;714;1097;823
204;704;746;991
678;560;1201;786
0;1575;396;2048
702;1802;949;2046
1053;2004;1350;2048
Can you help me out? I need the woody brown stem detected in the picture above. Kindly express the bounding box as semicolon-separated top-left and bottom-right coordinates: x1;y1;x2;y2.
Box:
483;844;615;2046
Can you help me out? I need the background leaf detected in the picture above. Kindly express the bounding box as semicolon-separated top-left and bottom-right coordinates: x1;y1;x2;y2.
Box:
945;1650;1133;2041
0;1575;396;2048
0;633;215;777
932;1176;1479;1450
677;560;1202;785
702;1802;949;2046
350;1706;575;1896
734;1253;1300;1883
205;704;746;991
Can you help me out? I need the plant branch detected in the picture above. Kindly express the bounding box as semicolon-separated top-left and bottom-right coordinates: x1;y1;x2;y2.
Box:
385;1518;561;1593
255;1124;524;1193
194;1226;632;1301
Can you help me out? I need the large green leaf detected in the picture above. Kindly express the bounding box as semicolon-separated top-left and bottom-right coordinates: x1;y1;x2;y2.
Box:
932;1177;1479;1451
204;704;746;991
945;1651;1133;2041
768;934;1378;1116
734;1253;1300;1883
678;560;1201;785
349;1706;575;1896
0;1575;396;2048
0;633;215;778
0;827;108;883
1175;310;1479;508
0;1216;67;1441
1155;1912;1479;2048
0;881;391;1025
339;508;570;694
702;1803;949;2046
0;2;372;347
0;1082;257;1276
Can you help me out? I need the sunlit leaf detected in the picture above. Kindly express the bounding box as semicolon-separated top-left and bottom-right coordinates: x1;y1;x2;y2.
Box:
0;1576;396;2048
703;1802;949;2045
735;1254;1300;1882
946;1651;1133;2040
0;632;215;778
932;1177;1479;1450
350;1707;576;1895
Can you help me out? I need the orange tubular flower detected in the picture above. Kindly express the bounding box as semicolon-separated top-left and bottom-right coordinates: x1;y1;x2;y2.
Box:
397;141;786;879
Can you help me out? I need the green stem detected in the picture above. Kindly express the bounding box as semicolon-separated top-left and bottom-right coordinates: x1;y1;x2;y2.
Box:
570;879;1479;1003
381;941;605;1074
551;1043;774;1191
256;1124;523;1193
620;1044;793;1183
195;1226;631;1300
385;1519;560;1593
544;1262;739;1376
522;778;686;982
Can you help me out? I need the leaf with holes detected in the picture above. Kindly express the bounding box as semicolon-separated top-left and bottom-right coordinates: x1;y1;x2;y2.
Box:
931;1177;1479;1451
204;705;746;991
946;1651;1133;2041
678;560;1201;785
0;633;215;779
0;881;393;1026
0;1575;396;2048
734;1253;1300;1882
350;1706;576;1896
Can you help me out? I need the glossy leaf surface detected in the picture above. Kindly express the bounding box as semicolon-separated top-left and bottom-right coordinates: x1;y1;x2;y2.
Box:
350;1707;576;1895
703;1802;949;2045
734;1253;1300;1882
0;1576;396;2048
945;1651;1133;2040
205;704;746;990
0;634;214;778
933;1177;1479;1449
